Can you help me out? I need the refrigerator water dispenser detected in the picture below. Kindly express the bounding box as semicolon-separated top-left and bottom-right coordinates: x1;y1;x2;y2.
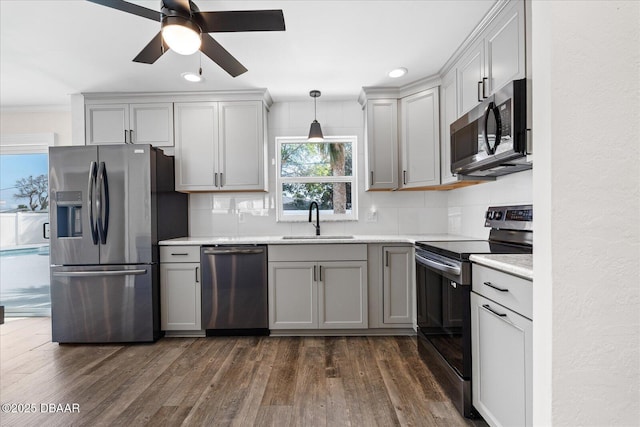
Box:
55;191;83;238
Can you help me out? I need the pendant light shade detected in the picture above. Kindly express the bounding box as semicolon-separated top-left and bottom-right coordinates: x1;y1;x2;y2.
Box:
308;90;324;142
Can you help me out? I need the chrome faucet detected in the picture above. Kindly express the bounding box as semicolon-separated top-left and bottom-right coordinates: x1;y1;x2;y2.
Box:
308;201;320;236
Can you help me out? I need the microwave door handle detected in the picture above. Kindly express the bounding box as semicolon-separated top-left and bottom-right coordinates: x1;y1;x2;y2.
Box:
483;102;502;155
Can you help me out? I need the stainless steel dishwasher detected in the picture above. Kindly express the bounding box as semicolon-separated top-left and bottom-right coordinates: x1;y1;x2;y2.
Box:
200;245;268;335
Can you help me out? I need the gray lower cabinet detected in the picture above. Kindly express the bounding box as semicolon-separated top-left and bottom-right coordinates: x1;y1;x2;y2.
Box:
268;245;368;330
160;246;201;331
471;264;532;427
382;246;414;325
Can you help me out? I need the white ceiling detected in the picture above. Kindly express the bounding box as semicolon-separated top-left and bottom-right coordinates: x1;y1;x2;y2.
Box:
0;0;496;108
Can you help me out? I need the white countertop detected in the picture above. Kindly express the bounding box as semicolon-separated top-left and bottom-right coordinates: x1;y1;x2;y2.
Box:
160;234;473;246
469;254;533;280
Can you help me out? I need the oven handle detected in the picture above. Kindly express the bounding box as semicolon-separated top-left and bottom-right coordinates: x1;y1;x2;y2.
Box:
415;253;461;276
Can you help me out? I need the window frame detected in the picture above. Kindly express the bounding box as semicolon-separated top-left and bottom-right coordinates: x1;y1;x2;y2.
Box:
0;133;54;317
275;135;358;222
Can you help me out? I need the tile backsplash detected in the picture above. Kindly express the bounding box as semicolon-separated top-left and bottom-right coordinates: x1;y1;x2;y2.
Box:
187;100;532;238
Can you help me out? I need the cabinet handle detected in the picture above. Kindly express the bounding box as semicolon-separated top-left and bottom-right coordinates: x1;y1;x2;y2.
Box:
385;251;389;267
477;81;483;102
130;130;134;143
313;265;317;282
482;77;488;99
124;130;128;143
220;172;224;188
319;265;322;281
403;170;407;185
370;170;374;185
483;281;509;292
214;172;218;187
482;304;507;318
195;266;199;283
171;252;189;256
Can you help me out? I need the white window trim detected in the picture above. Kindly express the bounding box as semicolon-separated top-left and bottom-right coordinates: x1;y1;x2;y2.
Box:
275;135;358;222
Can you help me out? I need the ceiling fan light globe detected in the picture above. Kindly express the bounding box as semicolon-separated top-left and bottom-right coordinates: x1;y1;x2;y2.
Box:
162;24;201;55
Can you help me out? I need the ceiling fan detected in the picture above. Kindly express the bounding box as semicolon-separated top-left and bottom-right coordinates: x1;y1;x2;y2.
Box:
87;0;286;77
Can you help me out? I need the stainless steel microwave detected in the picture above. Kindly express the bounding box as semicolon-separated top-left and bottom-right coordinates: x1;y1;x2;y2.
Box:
450;79;531;177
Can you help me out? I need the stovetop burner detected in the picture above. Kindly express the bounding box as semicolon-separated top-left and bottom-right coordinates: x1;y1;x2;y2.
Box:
414;239;531;261
416;204;533;260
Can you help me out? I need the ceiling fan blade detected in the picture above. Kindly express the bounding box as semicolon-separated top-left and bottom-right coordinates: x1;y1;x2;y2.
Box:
86;0;161;21
133;32;168;64
200;34;248;77
195;10;285;33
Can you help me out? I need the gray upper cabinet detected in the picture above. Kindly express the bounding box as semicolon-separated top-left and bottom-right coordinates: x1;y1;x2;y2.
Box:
440;71;458;185
85;102;174;147
457;39;485;116
174;100;267;192
456;0;525;116
399;88;440;188
485;0;526;96
364;99;399;190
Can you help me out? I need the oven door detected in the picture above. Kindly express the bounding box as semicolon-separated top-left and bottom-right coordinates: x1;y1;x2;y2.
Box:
415;249;471;379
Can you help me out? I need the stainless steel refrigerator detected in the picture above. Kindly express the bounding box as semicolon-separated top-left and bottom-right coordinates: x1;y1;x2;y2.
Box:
49;144;187;343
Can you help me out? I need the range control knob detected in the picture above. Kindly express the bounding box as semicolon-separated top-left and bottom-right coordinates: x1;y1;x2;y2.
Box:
494;211;503;220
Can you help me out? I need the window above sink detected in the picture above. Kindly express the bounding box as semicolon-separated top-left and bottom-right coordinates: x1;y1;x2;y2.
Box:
275;136;358;222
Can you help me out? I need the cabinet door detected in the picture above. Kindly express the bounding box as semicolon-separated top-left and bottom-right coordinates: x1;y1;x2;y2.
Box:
218;101;265;191
471;292;532;427
485;0;526;95
440;71;458;184
85;104;128;145
174;102;218;191
318;261;368;329
268;262;317;329
400;88;440;188
382;247;413;324
160;262;201;331
130;103;174;147
457;40;485;115
365;99;398;190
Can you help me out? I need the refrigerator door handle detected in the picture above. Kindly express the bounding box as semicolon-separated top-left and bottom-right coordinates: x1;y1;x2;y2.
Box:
88;161;99;244
96;161;110;244
52;269;147;277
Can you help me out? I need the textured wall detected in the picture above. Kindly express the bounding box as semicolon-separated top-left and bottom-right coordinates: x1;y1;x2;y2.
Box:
533;1;640;425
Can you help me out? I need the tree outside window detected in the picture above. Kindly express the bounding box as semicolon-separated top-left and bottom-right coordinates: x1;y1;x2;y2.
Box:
276;136;357;221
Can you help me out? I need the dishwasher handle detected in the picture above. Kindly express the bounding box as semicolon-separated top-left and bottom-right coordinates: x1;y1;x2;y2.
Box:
202;247;265;255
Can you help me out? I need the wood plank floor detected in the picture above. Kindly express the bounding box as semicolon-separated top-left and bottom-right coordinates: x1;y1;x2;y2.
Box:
0;318;486;427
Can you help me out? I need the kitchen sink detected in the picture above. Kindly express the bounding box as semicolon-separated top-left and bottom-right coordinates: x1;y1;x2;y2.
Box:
281;235;354;240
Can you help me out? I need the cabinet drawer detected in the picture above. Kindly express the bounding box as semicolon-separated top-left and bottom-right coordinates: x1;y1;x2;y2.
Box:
160;246;200;263
472;264;532;319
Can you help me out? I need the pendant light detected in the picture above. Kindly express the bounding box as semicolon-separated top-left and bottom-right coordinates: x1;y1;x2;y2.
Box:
308;90;324;142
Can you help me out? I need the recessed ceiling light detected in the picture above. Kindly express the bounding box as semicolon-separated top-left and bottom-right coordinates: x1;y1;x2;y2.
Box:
181;71;203;83
388;67;408;78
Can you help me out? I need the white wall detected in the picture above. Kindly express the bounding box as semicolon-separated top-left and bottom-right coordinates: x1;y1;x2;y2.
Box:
447;169;532;238
188;100;449;237
532;1;640;426
0;109;72;146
